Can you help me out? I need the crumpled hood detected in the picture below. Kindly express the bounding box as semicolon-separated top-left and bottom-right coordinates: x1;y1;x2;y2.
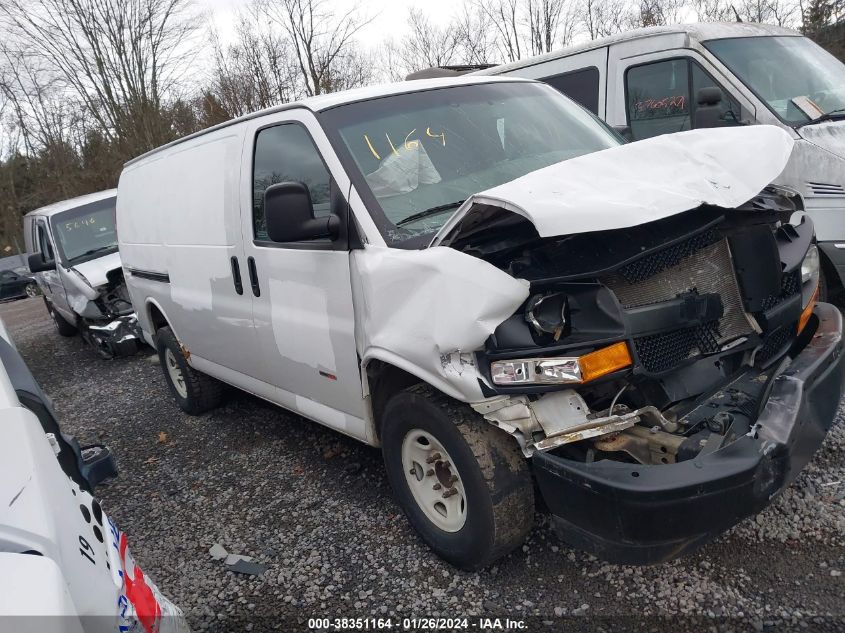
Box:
798;120;845;161
70;251;122;289
433;125;794;243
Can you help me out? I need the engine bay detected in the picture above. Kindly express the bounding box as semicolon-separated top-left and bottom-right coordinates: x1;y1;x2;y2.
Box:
456;190;820;466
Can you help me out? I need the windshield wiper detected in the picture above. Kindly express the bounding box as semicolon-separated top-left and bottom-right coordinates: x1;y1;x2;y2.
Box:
800;107;845;127
396;200;465;227
70;245;116;263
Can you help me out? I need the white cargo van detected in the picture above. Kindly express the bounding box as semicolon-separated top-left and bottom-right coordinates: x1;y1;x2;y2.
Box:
117;76;844;568
480;23;845;299
24;190;141;358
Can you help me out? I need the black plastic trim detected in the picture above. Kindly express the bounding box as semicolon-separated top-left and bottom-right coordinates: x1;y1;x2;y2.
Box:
128;268;170;283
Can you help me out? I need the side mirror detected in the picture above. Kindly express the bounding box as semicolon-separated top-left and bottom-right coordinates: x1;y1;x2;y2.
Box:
28;252;56;273
264;181;340;243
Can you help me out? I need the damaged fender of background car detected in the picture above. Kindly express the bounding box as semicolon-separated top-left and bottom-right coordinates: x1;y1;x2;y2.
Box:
62;251;124;317
433;126;795;244
351;246;529;401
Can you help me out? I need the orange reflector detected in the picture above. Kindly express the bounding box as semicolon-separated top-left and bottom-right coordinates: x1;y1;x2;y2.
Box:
798;283;819;334
579;341;633;383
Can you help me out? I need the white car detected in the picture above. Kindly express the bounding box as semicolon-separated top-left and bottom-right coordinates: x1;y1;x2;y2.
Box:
117;76;844;569
24;190;141;358
0;318;187;632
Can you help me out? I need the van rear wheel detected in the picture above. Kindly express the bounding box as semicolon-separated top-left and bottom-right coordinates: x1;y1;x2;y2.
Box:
156;326;223;415
45;299;77;337
381;384;534;570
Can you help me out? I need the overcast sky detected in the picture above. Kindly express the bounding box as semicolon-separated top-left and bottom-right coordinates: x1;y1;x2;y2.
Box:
203;0;459;46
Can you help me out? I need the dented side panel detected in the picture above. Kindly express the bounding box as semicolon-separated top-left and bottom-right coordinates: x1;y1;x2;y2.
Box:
351;246;529;402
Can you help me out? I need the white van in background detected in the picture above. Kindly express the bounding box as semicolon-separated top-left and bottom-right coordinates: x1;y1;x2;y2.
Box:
479;23;845;300
23;190;141;358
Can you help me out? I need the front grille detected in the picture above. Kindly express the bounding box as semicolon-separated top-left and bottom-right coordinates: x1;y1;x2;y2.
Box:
605;238;755;374
633;327;699;373
633;321;722;374
617;229;720;283
757;324;794;365
760;269;801;312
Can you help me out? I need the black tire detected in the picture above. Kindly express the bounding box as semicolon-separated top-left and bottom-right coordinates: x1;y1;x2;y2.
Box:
381;384;534;570
45;299;78;337
155;326;223;415
24;283;38;298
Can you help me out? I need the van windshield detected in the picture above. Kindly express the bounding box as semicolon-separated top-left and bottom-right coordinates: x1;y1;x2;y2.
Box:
51;197;118;265
320;82;620;245
705;36;845;125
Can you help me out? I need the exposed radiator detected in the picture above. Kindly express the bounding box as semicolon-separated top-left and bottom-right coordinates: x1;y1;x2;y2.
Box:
604;239;755;373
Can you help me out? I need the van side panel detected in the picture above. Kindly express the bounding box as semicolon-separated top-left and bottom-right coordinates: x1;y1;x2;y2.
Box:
499;47;609;119
117;128;261;379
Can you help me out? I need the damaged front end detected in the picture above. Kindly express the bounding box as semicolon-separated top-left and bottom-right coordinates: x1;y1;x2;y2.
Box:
347;120;845;564
442;188;844;563
67;258;142;358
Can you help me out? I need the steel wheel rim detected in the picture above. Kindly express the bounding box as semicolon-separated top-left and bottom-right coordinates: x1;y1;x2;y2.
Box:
25;284;37;297
401;429;467;532
164;348;188;399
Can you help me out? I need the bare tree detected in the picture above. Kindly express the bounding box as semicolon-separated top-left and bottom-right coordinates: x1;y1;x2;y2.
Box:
207;8;301;119
583;0;629;39
262;0;373;96
472;0;524;62
736;0;800;24
0;0;198;154
454;3;500;64
526;0;566;55
630;0;689;26
691;0;734;20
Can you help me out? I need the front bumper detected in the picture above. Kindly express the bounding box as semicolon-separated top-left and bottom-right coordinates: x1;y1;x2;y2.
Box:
84;313;142;358
532;302;845;565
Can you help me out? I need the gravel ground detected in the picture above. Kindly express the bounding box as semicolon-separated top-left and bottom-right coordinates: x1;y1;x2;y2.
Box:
2;296;844;633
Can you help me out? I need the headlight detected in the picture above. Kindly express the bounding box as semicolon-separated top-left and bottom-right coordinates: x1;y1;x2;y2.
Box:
525;292;568;339
491;341;632;386
800;244;820;308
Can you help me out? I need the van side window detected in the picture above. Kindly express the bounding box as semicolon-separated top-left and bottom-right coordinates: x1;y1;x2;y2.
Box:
626;59;691;139
253;123;332;241
36;222;54;260
541;67;600;115
626;59;742;140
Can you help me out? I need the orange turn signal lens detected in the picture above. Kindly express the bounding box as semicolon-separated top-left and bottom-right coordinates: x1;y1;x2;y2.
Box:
798;283;819;334
579;341;633;383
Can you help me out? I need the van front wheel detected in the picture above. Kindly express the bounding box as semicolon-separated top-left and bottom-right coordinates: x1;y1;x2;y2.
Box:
45;299;77;337
156;327;223;415
381;384;534;570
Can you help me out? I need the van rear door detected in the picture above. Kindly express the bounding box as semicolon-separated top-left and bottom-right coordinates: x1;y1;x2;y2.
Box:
238;111;368;440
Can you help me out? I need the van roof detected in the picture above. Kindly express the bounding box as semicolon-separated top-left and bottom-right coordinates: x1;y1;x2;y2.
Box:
124;75;533;168
23;189;117;219
477;22;800;76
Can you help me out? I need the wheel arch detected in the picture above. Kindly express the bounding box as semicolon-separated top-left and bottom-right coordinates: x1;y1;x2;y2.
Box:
144;298;181;345
362;350;484;441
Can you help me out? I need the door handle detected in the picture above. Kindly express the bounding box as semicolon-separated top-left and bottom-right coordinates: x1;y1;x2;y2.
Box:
230;256;243;295
247;256;260;297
